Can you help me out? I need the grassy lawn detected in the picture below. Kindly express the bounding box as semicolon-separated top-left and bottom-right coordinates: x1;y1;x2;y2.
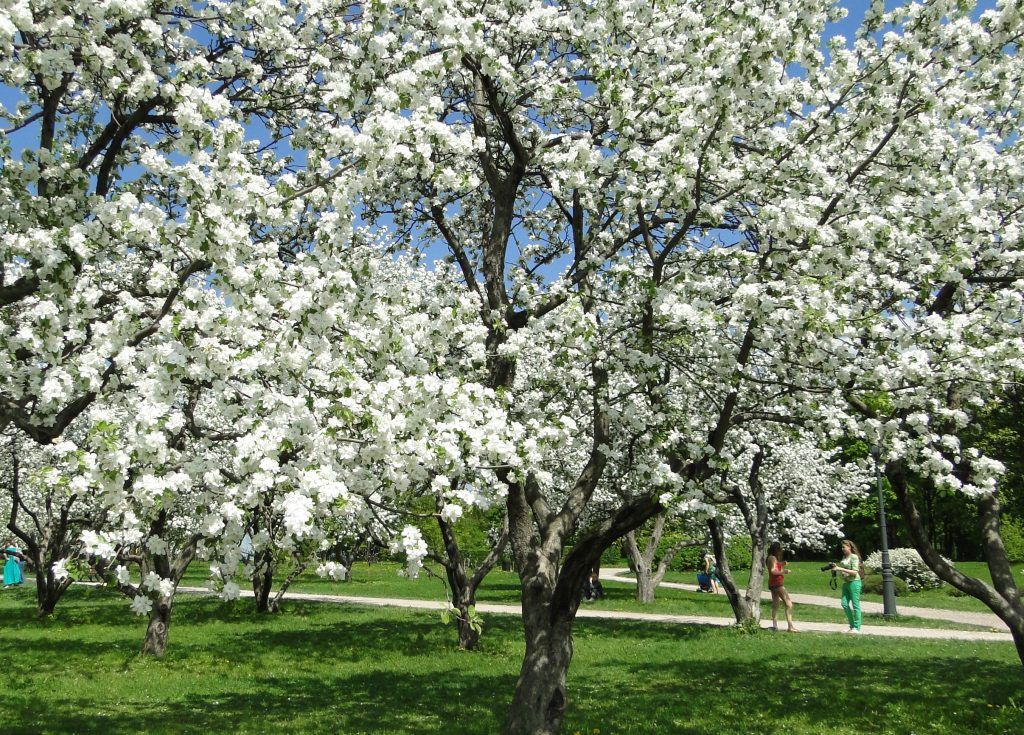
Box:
0;585;1020;735
653;560;1024;613
179;562;995;631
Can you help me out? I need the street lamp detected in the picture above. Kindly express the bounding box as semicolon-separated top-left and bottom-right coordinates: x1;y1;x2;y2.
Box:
871;445;898;617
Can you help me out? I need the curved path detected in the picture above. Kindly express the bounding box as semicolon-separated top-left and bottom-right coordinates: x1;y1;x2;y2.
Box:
174;583;1015;643
599;567;1010;631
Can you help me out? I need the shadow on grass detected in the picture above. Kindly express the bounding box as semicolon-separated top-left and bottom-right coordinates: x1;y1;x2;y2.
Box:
2;610;520;735
3;669;515;735
564;619;1024;735
2;593;1021;735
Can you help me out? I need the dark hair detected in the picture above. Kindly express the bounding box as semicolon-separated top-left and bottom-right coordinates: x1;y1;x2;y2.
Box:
768;542;783;559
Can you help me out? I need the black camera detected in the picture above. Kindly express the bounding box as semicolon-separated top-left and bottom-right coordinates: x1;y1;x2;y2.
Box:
819;563;836;572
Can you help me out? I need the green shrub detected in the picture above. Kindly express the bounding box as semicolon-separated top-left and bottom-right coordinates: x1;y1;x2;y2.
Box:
601;542;627;567
669;537;752;572
861;573;909;597
671;545;705;572
1000;516;1024;563
726;536;753;571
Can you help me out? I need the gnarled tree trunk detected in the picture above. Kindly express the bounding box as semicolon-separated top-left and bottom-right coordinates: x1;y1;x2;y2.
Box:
141;595;173;657
501;479;665;735
128;513;200;658
33;558;73;617
434;502;509;650
502;554;578;735
623;518;702;604
890;461;1024;666
715;447;769;624
252;546;276;613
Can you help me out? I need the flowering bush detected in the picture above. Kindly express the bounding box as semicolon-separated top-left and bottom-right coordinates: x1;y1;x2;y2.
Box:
864;548;947;592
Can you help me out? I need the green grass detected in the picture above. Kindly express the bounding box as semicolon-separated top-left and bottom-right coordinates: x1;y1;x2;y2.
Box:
0;585;1021;735
180;562;994;631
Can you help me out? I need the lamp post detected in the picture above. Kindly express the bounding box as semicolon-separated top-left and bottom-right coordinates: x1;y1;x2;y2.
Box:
872;446;898;617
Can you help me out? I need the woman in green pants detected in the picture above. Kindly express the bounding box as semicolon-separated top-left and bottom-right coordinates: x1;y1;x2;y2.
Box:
834;539;864;633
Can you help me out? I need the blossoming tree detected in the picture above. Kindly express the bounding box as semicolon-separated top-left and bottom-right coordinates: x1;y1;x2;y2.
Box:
322;1;1024;729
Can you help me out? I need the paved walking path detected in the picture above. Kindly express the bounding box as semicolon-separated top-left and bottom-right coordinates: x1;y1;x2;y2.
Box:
174;583;1015;643
599;567;1010;631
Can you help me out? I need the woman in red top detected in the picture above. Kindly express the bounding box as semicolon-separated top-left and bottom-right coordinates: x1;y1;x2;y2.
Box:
766;541;798;632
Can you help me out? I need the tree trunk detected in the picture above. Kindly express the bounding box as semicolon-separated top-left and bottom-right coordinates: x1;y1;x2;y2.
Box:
743;536;767;622
622;518;695;605
890;462;1024;666
141;596;173;657
435;505;509;650
34;561;72;618
501;578;575;735
268;556;310;613
134;522;199;658
623;530;656;603
252;548;275;613
454;590;481;650
438;553;485;650
443;552;484;650
717;447;769;624
634;567;655;604
709;516;763;623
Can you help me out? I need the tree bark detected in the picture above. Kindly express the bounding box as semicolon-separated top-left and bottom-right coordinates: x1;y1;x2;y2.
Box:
623;520;699;604
134;518;200;658
623;530;656;604
33;559;73;617
890;461;1024;666
501;488;665;734
634;564;656;604
709;516;763;623
716;447;769;623
252;547;275;613
141;596;173;657
434;505;509;650
453;586;481;650
501;556;576;735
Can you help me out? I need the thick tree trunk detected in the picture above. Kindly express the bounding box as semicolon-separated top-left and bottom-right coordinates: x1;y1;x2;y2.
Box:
501;579;575;735
252;548;275;613
717;447;769;624
623;530;656;603
890;462;1024;666
634;567;656;604
34;562;72;618
141;597;173;657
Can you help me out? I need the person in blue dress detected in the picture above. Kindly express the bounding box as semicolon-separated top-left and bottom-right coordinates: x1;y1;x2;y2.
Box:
3;542;24;587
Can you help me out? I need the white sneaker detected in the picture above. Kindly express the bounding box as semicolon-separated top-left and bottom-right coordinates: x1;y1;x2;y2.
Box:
843;628;853;633
850;628;863;634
